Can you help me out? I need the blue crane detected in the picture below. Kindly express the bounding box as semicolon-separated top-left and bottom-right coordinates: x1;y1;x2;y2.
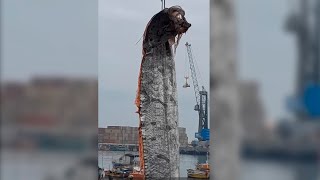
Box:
286;0;320;120
183;42;209;141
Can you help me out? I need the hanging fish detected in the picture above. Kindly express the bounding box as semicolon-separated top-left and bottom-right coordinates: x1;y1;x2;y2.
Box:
135;6;191;179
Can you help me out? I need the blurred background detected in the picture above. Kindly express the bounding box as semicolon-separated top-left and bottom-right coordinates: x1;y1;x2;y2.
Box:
1;0;320;180
211;0;320;179
0;0;98;180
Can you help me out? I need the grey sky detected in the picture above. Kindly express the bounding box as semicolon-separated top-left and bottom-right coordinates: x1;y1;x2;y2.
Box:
1;0;98;82
98;0;210;141
236;0;296;121
99;0;296;139
1;0;296;141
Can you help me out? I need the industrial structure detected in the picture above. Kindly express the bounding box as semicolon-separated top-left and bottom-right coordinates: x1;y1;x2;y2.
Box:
183;42;209;141
286;0;320;120
1;78;98;151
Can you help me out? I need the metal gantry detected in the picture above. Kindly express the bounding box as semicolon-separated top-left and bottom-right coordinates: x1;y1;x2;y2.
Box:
286;0;320;119
185;42;209;141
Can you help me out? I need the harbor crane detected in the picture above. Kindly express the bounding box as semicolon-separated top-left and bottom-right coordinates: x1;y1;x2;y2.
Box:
183;42;210;141
286;0;320;119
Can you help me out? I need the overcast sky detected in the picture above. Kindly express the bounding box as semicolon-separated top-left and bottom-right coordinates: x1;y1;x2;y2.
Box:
236;0;296;122
1;0;98;82
2;0;296;141
98;0;210;141
98;0;296;140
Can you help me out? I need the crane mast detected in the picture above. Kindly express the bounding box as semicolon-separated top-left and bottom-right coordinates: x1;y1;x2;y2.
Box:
286;0;320;119
185;42;209;141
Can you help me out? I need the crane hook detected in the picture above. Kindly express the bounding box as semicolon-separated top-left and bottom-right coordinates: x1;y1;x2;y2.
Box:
183;76;190;88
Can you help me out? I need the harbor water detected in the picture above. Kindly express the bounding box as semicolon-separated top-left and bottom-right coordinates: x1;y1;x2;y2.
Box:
98;151;207;178
99;151;319;179
1;150;318;179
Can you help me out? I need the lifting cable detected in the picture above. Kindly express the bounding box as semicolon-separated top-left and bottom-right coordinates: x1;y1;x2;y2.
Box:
161;0;166;10
185;48;190;79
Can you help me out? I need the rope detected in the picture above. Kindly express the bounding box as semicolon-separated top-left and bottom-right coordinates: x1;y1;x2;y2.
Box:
135;35;143;45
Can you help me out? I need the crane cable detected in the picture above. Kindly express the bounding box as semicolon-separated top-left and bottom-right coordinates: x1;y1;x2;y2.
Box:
161;0;166;10
135;0;165;45
184;49;189;79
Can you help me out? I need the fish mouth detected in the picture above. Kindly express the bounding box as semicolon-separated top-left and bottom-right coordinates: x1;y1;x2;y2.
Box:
177;23;191;34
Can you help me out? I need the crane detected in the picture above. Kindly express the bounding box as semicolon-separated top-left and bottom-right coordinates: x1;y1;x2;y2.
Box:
285;0;320;119
184;42;209;141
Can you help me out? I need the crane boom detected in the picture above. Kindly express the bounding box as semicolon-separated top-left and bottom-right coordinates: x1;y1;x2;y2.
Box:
186;42;201;106
185;42;209;141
